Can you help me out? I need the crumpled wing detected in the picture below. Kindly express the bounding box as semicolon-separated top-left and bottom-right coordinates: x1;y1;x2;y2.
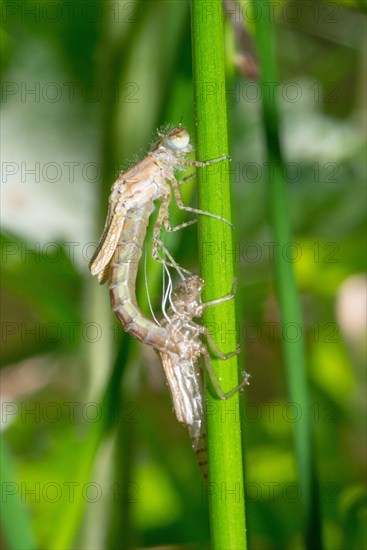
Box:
89;205;125;281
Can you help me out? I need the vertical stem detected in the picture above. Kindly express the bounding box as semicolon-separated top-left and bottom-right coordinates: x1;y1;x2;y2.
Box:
253;1;321;548
191;2;247;549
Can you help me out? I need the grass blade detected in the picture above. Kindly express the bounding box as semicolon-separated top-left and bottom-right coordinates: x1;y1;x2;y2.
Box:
191;1;247;548
253;2;322;547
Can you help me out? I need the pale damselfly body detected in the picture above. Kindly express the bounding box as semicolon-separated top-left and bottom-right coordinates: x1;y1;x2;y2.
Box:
89;126;232;353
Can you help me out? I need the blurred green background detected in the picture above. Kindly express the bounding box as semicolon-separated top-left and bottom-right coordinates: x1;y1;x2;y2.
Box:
1;1;366;549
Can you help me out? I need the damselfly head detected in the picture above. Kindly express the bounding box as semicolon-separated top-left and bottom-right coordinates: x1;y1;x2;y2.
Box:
153;127;191;155
166;127;190;150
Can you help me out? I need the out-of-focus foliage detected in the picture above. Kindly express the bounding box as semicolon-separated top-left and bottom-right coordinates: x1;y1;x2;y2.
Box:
1;232;82;365
1;1;366;549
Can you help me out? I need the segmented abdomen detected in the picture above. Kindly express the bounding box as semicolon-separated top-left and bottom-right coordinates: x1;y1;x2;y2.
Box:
109;205;178;354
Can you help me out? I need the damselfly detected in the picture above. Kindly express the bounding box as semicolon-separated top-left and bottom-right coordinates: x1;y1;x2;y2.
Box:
89;126;231;353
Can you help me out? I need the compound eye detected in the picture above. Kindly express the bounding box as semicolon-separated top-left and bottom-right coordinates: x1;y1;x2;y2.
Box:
166;127;190;150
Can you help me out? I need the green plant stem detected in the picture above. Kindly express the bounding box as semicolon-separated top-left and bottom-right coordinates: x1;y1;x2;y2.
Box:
191;2;247;549
253;2;321;548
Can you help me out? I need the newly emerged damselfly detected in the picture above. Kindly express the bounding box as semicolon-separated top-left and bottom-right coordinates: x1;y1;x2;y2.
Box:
90;126;232;353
